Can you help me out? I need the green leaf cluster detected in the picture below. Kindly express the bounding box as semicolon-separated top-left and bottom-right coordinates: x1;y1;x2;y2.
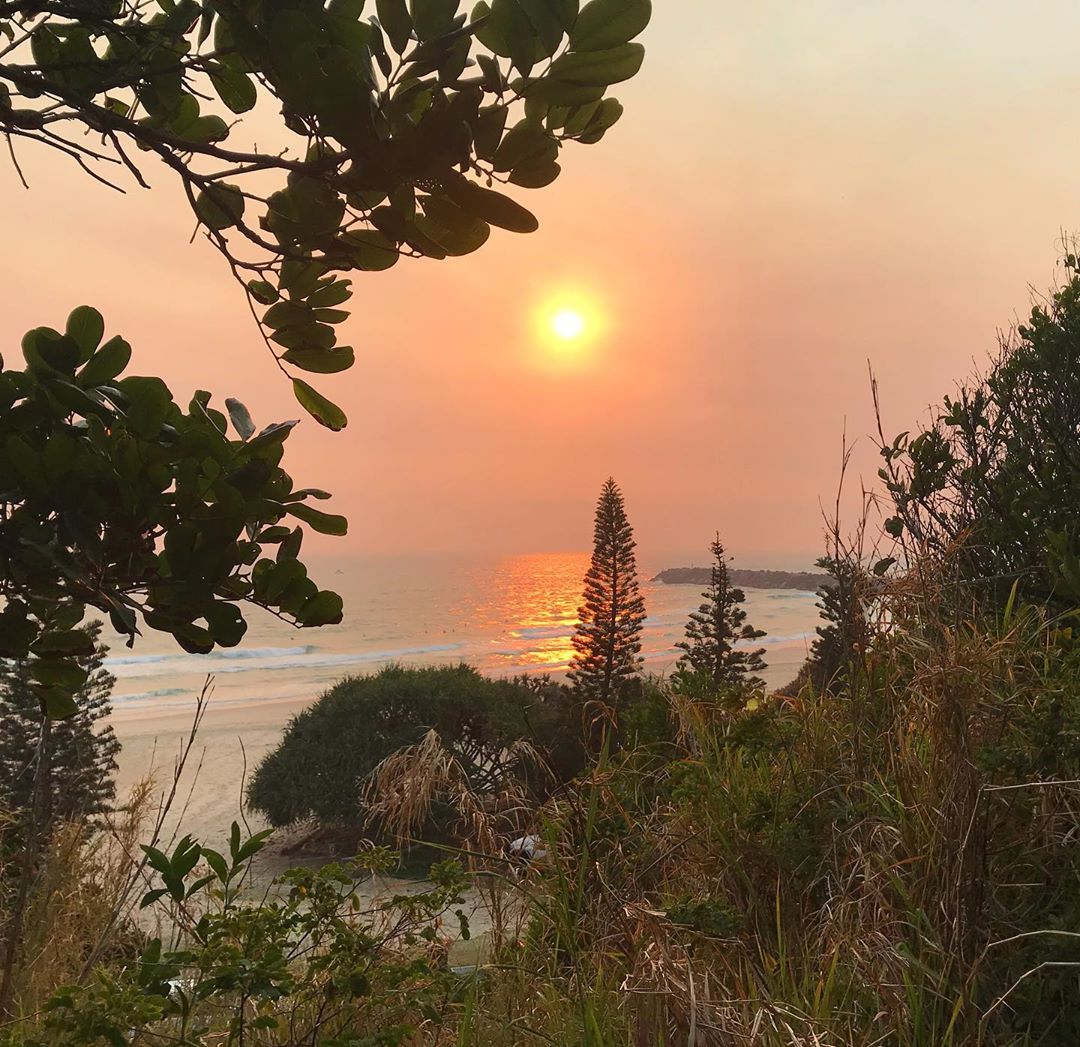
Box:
0;307;346;717
882;267;1080;608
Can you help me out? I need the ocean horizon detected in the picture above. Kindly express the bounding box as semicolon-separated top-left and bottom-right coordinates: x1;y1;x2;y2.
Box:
102;551;825;713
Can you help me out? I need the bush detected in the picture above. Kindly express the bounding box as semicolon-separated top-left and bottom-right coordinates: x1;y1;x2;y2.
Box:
16;826;470;1047
883;261;1080;607
247;665;580;839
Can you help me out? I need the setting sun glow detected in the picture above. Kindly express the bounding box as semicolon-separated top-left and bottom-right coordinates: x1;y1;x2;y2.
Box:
527;289;608;372
552;309;586;340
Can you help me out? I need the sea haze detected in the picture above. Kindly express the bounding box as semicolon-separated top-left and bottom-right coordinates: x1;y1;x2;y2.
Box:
101;552;825;711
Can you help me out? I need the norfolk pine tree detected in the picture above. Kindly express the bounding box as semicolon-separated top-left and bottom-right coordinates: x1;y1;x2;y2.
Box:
569;478;646;715
0;621;120;844
676;534;767;694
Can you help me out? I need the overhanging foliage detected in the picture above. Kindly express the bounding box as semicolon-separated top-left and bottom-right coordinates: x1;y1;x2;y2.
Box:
0;306;344;717
1;0;652;428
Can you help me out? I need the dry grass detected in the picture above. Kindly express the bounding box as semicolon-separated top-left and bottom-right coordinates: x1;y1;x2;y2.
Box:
422;549;1080;1046
1;775;154;1024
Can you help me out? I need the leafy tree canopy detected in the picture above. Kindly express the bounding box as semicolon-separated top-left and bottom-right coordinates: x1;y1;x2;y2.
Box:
0;306;344;718
247;663;575;833
0;0;651;428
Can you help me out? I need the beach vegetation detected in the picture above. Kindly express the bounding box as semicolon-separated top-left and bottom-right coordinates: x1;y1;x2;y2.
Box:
0;311;344;721
882;258;1080;608
247;664;579;845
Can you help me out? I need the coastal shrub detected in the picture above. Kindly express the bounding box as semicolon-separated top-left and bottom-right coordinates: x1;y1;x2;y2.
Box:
883;259;1080;607
15;825;471;1047
247;665;579;841
10;591;1080;1044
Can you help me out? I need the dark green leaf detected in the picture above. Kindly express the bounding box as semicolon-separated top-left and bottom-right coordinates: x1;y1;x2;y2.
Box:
202;848;230;883
308;280;353;308
550;41;643;85
39;686;77;720
411;0;458;40
270;323;337;352
248;280;280;305
264;300;314;330
31;630;96;657
286;501;349;535
338;230;399;271
65;306;104;362
377;0;413;52
196;183;246;230
478;0;540;73
570;0;649;50
23;328;79;374
185;114;230;143
49;379;111;420
79;335;132;386
117;376;173;437
293;379;348;431
516;0;564;57
29;658;89;691
473;105;507;160
282;347;355;373
492;122;557;171
206;601;247;646
445;178;538;232
298;589;345;625
510;159;560;187
209;63;257;113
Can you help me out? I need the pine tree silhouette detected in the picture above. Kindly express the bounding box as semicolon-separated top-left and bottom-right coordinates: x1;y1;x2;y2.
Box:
0;620;120;841
803;554;862;693
569;478;646;710
676;534;767;692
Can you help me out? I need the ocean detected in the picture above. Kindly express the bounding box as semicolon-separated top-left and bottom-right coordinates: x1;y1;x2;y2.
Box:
102;552;825;711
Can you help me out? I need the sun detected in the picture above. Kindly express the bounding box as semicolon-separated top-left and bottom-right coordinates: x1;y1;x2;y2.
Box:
551;308;586;341
529;291;606;371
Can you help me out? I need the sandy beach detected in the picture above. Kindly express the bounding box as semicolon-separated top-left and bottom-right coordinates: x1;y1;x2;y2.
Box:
110;690;311;861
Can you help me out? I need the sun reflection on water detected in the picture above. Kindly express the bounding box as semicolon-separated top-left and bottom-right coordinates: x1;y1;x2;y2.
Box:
493;552;587;671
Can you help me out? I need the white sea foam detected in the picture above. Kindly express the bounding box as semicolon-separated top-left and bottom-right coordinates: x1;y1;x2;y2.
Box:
106;645;316;667
107;642;468;682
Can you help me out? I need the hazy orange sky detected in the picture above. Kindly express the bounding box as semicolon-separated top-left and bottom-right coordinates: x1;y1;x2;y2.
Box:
5;2;1080;567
